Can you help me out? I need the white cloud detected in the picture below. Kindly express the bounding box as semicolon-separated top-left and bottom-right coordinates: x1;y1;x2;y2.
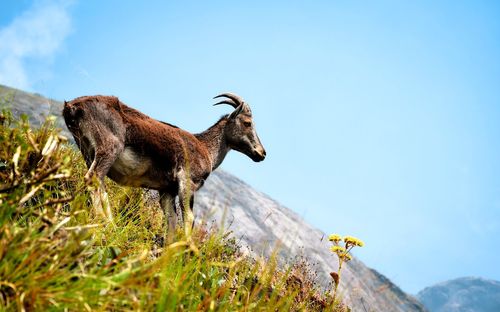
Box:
0;0;73;90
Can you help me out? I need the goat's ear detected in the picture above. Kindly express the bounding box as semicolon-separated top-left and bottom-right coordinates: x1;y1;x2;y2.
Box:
229;104;244;119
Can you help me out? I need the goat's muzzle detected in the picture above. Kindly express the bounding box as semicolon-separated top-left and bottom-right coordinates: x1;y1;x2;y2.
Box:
251;148;266;162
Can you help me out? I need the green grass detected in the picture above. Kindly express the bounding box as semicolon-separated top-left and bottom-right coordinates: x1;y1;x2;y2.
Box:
0;110;347;311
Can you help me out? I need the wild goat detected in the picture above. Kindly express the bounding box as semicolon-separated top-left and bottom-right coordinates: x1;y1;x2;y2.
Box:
62;93;266;235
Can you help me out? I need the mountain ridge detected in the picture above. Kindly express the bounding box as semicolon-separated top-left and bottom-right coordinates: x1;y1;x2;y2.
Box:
417;277;500;312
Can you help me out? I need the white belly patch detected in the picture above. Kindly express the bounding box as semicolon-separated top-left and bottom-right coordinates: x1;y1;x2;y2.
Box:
112;147;151;176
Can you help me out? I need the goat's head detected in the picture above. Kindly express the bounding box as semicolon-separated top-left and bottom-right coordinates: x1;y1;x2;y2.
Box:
214;93;266;162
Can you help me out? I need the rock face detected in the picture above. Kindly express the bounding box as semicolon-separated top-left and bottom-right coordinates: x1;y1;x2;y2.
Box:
0;85;66;130
193;170;426;311
1;84;427;312
417;277;500;312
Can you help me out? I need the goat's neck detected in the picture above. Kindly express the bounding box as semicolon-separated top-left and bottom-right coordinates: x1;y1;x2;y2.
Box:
195;117;230;171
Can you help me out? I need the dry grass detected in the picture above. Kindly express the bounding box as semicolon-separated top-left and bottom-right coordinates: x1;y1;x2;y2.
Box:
0;110;349;311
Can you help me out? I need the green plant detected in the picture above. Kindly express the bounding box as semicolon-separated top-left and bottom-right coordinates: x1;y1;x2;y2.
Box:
328;234;364;303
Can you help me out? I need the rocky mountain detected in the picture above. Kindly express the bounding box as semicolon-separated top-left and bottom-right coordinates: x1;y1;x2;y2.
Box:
0;85;66;130
192;171;426;311
1;84;427;312
417;277;500;312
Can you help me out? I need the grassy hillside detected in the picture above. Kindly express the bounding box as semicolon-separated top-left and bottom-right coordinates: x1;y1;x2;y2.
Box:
0;108;347;311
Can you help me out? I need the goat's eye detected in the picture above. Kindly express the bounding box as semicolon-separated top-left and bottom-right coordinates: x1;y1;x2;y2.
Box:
243;121;252;127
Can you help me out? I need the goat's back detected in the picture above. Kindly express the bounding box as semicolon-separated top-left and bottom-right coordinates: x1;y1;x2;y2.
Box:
63;95;212;182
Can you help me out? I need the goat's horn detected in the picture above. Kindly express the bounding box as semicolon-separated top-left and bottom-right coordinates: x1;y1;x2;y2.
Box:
213;93;245;106
213;99;239;108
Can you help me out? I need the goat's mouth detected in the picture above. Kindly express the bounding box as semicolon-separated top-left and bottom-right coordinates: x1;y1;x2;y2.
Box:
250;150;266;162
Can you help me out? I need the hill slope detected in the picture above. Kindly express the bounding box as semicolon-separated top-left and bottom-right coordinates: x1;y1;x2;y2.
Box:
1;84;426;312
417;277;500;312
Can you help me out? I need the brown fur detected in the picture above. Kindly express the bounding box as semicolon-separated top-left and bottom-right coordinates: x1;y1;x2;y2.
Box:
62;93;266;235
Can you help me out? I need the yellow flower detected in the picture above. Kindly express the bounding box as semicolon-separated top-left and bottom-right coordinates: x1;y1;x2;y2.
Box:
328;234;342;243
342;253;352;261
343;236;364;247
330;246;346;254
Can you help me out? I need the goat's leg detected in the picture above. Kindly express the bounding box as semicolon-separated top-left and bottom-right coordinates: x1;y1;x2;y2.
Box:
160;191;177;243
83;148;114;221
179;193;195;229
85;135;123;221
177;170;195;232
84;146;121;184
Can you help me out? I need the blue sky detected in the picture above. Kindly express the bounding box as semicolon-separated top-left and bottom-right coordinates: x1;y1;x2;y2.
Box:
1;0;499;294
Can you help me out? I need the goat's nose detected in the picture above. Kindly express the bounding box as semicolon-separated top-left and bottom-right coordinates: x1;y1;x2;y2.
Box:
263;149;267;156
